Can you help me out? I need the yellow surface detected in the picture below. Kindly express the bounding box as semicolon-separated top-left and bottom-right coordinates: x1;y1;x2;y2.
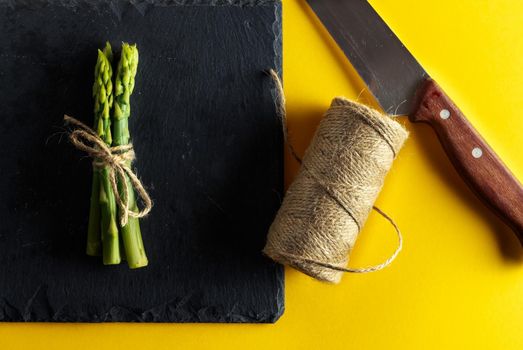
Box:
2;0;523;349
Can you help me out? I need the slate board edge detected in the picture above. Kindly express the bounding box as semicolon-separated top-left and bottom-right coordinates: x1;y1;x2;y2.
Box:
0;0;280;10
267;0;285;325
260;0;285;323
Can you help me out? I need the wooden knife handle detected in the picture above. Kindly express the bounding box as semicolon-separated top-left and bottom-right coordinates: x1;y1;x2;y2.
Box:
411;78;523;243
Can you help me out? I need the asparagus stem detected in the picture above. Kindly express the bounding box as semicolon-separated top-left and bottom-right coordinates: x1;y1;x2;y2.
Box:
113;43;148;269
94;43;121;265
100;167;120;264
87;42;114;257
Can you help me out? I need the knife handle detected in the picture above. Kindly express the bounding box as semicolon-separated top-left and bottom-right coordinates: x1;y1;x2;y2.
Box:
411;78;523;243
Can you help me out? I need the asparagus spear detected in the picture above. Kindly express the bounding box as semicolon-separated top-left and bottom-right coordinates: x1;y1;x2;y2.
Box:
86;42;114;256
95;43;121;265
112;43;148;269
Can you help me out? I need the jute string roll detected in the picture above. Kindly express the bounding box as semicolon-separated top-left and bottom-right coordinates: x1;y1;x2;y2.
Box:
63;114;152;226
263;70;408;283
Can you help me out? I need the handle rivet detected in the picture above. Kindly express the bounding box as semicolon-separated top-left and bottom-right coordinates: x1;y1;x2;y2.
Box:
472;147;483;158
439;109;451;119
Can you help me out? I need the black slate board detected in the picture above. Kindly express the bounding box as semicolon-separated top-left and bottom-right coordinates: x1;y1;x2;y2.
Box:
0;0;283;323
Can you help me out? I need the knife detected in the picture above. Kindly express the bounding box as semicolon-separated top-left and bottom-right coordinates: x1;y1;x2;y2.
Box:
306;0;523;241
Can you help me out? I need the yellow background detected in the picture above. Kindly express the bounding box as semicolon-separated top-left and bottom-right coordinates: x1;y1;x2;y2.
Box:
2;0;523;348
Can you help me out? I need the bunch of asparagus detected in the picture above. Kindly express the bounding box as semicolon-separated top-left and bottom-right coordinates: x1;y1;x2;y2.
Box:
86;42;148;269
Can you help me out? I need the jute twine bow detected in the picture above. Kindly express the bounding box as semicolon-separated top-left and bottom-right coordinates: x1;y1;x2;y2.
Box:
63;114;152;227
263;70;407;283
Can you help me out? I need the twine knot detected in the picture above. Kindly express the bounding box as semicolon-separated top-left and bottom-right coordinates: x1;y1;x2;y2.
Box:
64;114;152;226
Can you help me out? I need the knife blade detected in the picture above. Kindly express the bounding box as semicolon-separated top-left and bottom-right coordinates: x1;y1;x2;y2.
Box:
306;0;523;240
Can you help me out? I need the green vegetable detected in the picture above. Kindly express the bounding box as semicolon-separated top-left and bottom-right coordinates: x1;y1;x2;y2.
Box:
96;42;121;265
112;43;148;269
86;42;114;257
85;42;146;268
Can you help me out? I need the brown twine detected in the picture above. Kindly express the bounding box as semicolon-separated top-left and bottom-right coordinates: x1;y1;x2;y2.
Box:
63;114;152;227
263;70;408;283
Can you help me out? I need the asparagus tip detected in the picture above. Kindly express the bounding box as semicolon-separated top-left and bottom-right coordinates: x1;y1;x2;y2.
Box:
103;41;113;63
